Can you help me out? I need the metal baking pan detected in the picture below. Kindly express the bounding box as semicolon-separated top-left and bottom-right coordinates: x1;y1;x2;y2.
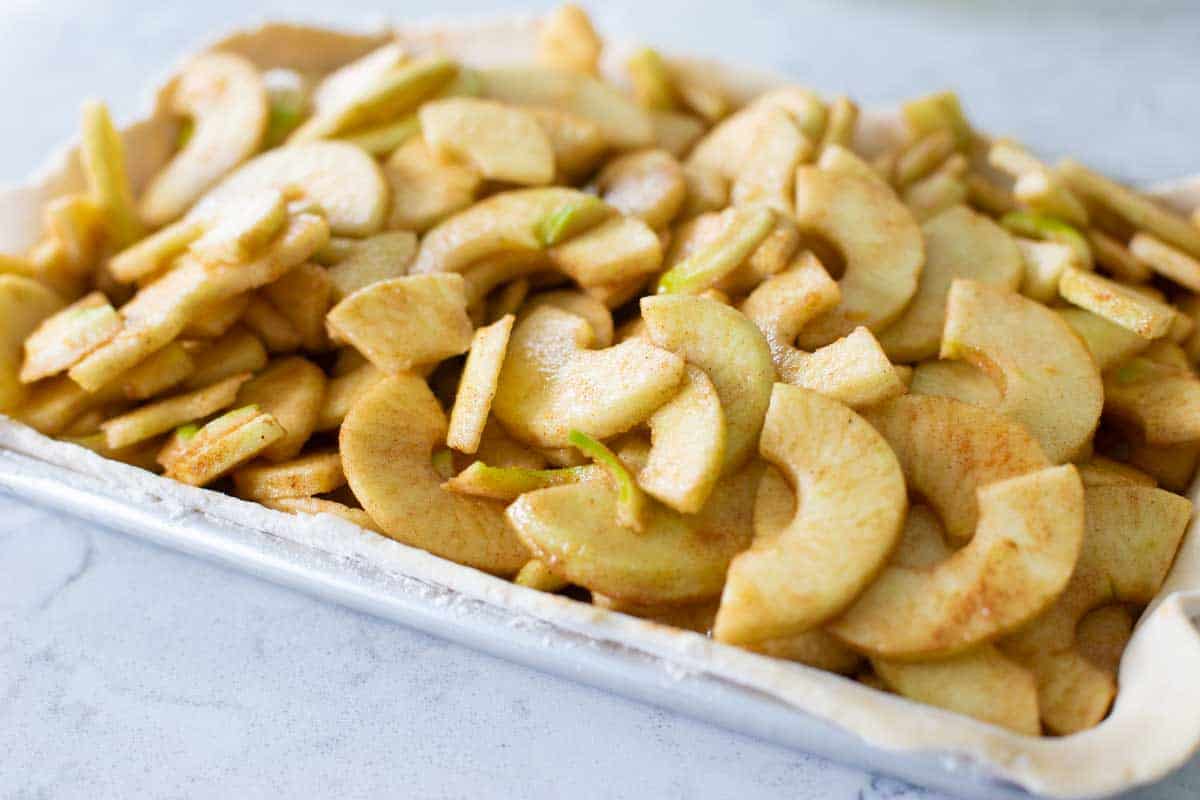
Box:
3;16;1200;799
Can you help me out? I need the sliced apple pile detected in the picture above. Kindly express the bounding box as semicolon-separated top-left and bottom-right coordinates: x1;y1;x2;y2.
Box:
7;5;1200;739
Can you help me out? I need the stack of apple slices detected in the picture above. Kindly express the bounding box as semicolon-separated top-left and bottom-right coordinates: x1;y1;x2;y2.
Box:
1;3;1196;738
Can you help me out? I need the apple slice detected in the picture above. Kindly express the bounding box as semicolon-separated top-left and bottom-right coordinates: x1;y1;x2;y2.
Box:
638;365;725;514
447;314;514;454
315;362;383;432
535;195;609;247
189;189;289;265
1056;307;1150;372
261;496;380;533
326;274;473;373
893;129;957;187
80;101;142;248
242;294;300;353
100;374;248;450
537;4;602;74
411;187;606;275
506;462;762;604
749;629;863;674
1015;238;1084;304
529;108;608;179
118;342;194;401
292;56;458;142
687;87;827;181
187;331;265;391
1077;606;1135;676
713;384;906;644
1000;211;1091;268
444;461;598;501
1058;266;1176;340
514;559;570;593
325;231;417;301
1077;456;1156;488
384;137;482;232
742;252;841;357
568;429;647;531
163;405;285;486
233;451;346;501
1058;158;1200;261
1103;356;1200;446
140;53;268;226
779;327;907;409
549;216;662;287
492;305;684;448
308;43;406;121
901;155;968;223
642;295;774;472
108;217;206;283
941;280;1103;463
909;360;1002;410
730;108;812;215
655;205;775;295
1089;229;1151;283
626;47;677;111
817;95;857;150
873;648;1039;735
818;140;887;186
878;206;1023;363
420;98;555;186
20;292;121;383
596;149;686;230
262;263;332;352
793;168;924;348
193;141;388;236
341;373;529;574
520;290;613;348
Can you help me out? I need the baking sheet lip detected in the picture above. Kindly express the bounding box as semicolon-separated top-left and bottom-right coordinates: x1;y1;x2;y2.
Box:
0;440;1045;799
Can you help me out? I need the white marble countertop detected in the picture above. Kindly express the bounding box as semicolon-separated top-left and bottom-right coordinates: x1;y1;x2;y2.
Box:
3;1;1200;797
